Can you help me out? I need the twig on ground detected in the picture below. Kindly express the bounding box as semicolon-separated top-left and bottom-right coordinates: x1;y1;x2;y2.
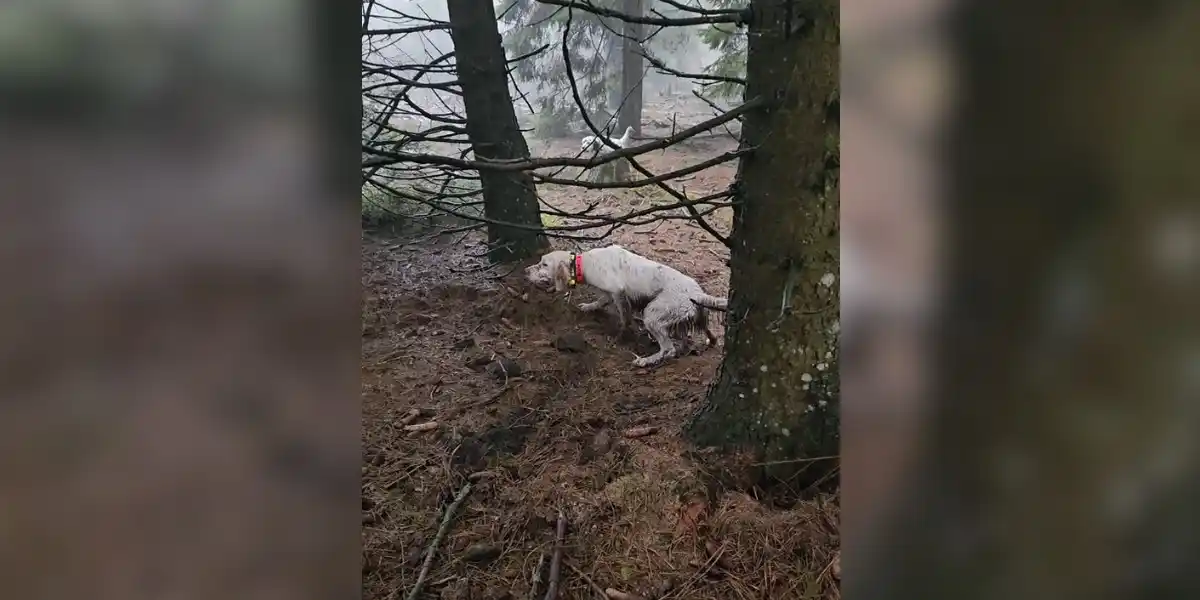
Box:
477;384;514;407
688;559;727;579
543;511;568;600
399;408;421;426
663;548;725;600
604;589;644;600
379;459;430;492
623;426;659;438
372;346;412;366
467;470;496;482
404;482;473;600
703;540;734;570
530;551;548;600
565;561;608;599
404;421;440;433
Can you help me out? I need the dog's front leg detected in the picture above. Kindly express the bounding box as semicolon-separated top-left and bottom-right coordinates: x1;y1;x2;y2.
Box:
578;294;611;313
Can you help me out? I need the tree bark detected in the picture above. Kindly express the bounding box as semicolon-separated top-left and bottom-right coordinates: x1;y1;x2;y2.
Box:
859;2;1200;599
446;0;548;263
686;0;840;487
605;29;622;124
614;0;645;182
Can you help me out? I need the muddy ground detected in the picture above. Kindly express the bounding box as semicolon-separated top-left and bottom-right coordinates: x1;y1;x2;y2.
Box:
362;134;839;600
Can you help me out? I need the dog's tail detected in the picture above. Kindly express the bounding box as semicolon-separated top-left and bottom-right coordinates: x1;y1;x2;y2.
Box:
690;293;728;312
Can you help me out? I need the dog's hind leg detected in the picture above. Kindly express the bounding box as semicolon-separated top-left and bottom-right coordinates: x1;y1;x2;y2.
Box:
696;308;718;349
633;300;679;367
633;320;677;368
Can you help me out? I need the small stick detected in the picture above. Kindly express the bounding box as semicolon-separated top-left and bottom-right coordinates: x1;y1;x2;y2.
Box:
404;482;473;600
688;559;726;578
404;421;439;433
529;552;548;600
543;511;568;600
565;561;608;599
623;426;658;438
399;408;421;425
604;589;644;600
703;540;733;570
667;549;724;599
467;470;496;482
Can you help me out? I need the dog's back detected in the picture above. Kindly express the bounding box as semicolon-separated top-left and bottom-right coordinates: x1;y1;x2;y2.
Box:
590;245;701;301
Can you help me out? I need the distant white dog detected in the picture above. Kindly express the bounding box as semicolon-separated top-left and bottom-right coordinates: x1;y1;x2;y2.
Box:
525;245;725;367
581;125;634;154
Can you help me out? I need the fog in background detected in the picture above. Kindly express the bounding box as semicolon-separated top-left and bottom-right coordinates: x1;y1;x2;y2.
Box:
363;0;729;140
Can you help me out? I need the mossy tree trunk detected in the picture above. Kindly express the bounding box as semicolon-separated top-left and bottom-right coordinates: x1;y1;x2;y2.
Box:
686;0;840;486
447;0;548;263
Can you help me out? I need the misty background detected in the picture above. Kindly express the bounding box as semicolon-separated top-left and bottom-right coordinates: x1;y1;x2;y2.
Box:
362;0;737;147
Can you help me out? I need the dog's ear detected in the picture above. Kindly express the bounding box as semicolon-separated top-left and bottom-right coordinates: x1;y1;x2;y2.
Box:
552;260;570;293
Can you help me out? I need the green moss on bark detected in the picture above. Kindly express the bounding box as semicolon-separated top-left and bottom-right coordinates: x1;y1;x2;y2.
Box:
686;0;839;488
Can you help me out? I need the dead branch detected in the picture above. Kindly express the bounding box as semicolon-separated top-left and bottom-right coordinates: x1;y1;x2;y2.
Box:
565;561;608;599
467;470;497;482
403;421;439;433
399;408;421;426
557;12;732;247
530;551;548;600
703;540;734;570
360;0;751;248
604;589;644;600
543;511;568;600
623;426;659;438
405;482;474;600
688;559;726;579
361;98;762;171
536;0;748;27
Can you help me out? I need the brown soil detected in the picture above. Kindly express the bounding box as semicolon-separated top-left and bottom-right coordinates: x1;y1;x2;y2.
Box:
362;138;839;600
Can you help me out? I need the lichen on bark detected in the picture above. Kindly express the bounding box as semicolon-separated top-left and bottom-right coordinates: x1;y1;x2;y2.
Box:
685;0;840;489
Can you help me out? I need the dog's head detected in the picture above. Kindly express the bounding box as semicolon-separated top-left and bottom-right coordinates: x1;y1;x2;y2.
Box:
524;250;572;293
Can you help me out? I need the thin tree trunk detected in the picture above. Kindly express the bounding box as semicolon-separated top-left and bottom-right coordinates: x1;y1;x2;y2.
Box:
605;30;622;124
615;0;644;182
686;0;840;488
446;0;548;263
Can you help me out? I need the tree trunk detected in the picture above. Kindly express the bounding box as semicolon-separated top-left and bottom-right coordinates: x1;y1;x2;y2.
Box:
859;2;1200;598
446;0;548;263
614;0;645;182
605;30;622;124
685;0;840;488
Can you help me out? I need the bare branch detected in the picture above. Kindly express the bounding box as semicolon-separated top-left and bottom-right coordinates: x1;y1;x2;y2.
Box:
364;24;450;36
536;0;750;27
362;98;761;171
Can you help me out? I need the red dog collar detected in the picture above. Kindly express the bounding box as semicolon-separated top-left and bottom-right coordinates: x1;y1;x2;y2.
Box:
569;253;584;286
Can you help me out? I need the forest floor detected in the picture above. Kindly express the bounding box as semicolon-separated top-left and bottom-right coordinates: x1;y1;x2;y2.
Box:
362;133;839;600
